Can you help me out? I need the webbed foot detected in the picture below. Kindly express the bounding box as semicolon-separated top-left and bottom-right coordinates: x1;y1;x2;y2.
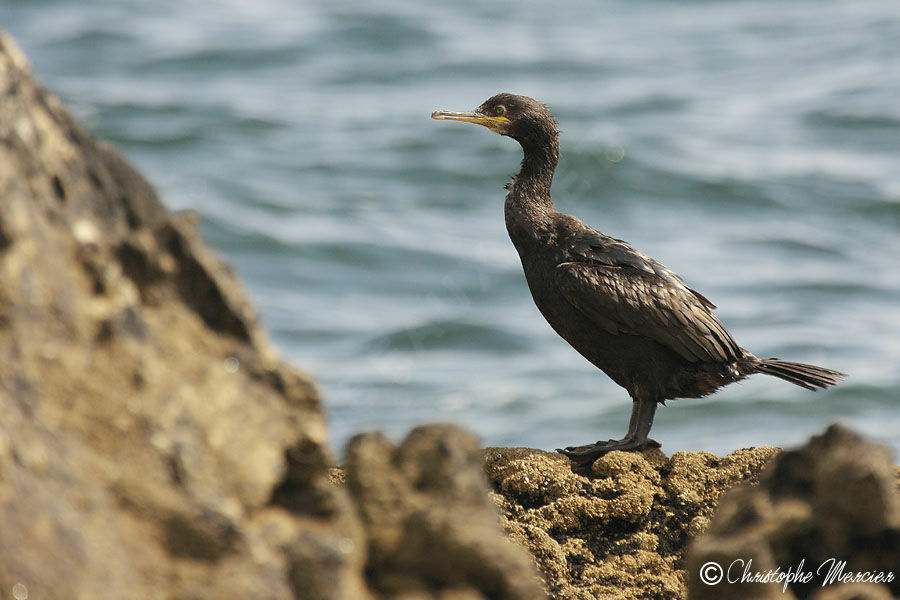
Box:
556;437;660;467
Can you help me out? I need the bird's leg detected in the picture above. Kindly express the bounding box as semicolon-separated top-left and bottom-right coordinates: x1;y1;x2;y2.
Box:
557;397;660;466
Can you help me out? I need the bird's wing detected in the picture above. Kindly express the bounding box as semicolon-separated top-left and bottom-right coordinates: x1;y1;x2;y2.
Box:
555;231;741;363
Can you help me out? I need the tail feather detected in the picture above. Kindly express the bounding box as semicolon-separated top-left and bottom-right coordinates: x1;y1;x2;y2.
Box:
756;359;846;391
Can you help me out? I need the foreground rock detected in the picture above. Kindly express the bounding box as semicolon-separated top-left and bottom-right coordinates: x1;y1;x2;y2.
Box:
0;32;542;600
483;445;781;599
0;29;361;600
342;425;546;598
687;424;900;600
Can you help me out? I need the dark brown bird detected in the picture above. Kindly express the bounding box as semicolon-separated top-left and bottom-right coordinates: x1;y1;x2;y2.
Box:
432;93;845;466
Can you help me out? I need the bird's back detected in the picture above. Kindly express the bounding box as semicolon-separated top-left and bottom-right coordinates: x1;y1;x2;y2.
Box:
510;210;751;396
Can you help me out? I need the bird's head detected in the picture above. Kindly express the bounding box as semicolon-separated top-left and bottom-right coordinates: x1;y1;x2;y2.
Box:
432;93;556;145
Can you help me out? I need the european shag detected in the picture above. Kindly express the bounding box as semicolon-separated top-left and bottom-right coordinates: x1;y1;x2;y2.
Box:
432;93;845;466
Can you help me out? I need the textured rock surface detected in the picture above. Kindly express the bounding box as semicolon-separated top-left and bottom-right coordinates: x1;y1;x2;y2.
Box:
344;425;547;599
687;424;900;600
481;446;782;599
0;32;542;600
0;30;365;600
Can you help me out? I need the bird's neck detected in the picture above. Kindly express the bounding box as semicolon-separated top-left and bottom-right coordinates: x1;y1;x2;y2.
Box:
505;133;560;247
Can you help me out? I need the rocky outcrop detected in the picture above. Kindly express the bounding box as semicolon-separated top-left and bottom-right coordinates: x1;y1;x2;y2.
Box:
343;425;546;598
329;433;897;600
0;32;543;600
0;29;362;600
686;424;900;600
483;445;781;599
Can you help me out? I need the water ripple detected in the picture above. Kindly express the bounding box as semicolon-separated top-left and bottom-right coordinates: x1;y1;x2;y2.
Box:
5;0;898;457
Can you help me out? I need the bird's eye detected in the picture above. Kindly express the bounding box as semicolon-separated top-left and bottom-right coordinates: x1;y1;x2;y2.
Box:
495;105;506;117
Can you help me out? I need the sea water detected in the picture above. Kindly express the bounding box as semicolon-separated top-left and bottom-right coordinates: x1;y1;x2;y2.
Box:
4;0;898;457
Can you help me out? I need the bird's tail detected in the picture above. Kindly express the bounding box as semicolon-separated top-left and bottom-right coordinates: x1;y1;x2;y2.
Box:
756;359;846;391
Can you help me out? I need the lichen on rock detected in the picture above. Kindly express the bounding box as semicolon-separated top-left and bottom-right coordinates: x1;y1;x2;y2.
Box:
482;445;781;599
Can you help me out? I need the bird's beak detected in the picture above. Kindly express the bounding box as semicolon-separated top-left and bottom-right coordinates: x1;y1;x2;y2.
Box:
431;110;509;129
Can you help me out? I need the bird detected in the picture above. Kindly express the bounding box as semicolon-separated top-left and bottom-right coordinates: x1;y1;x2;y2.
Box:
431;93;845;466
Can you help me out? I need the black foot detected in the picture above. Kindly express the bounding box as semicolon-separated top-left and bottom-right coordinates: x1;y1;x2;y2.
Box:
556;437;660;467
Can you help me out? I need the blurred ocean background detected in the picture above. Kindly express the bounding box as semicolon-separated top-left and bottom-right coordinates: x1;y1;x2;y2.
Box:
3;0;898;458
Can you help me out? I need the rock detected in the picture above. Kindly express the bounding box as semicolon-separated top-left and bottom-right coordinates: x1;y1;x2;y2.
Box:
344;425;547;599
686;425;900;600
0;32;543;600
481;445;781;599
0;30;366;600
